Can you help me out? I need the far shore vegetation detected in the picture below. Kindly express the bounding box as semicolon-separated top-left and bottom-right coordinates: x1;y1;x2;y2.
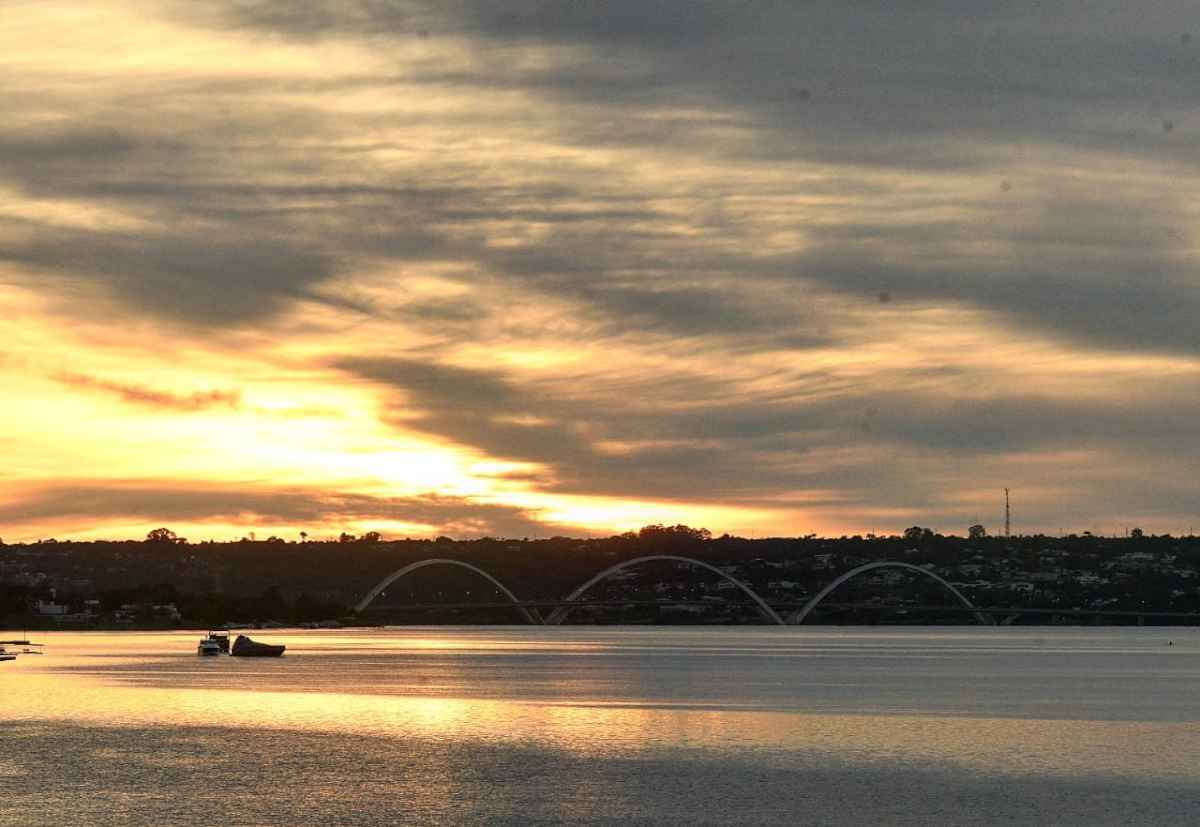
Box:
4;524;1199;628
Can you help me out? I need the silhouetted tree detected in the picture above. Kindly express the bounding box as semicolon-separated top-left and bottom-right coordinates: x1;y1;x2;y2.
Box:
635;524;713;553
638;524;711;541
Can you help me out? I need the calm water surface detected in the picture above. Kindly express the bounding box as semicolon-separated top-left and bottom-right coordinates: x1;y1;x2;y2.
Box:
3;627;1200;825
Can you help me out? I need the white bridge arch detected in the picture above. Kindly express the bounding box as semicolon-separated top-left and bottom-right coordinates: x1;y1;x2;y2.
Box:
355;557;991;627
543;554;785;626
354;558;541;624
785;561;994;625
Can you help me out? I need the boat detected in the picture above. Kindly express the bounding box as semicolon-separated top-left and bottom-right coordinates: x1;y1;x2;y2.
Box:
204;630;231;653
1;640;42;662
197;638;222;656
230;634;285;657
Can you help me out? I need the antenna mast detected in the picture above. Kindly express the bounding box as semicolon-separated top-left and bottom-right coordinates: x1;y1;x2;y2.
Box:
1004;488;1011;538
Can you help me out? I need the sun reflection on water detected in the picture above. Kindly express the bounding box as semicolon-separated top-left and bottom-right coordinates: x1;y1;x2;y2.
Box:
7;628;1200;785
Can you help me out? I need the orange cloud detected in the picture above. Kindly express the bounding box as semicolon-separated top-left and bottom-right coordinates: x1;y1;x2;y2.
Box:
52;372;241;411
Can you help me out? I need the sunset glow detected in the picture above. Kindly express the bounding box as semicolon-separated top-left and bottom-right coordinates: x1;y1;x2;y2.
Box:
4;1;1199;541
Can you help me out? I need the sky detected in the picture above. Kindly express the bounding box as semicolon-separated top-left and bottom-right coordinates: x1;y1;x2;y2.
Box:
2;0;1198;542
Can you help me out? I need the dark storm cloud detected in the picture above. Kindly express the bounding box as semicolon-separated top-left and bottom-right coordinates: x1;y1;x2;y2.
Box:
0;481;578;539
53;372;242;412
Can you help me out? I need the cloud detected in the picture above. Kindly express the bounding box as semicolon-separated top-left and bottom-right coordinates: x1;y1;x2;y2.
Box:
334;355;594;471
2;229;339;326
151;0;1200;355
3;0;1200;535
0;126;140;164
332;350;1200;523
784;186;1200;355
0;481;582;539
199;1;1200;157
7;3;1195;351
52;372;242;411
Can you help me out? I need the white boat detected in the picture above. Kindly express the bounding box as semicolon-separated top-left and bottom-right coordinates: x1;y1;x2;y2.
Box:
0;639;41;662
197;638;222;656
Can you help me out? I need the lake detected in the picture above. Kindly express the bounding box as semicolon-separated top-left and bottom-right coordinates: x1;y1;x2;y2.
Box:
3;627;1199;825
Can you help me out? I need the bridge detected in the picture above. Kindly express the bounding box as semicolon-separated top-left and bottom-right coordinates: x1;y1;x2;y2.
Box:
783;561;992;625
542;555;785;625
355;556;1200;626
355;557;1013;625
354;558;542;623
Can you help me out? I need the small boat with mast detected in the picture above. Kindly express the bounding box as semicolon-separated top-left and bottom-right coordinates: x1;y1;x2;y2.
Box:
0;639;44;662
197;638;222;656
197;630;230;656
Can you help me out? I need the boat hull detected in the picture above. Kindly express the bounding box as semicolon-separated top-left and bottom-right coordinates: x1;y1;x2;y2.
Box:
230;635;285;657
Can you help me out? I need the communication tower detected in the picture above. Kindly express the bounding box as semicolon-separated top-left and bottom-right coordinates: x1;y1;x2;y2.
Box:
1004;488;1011;538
